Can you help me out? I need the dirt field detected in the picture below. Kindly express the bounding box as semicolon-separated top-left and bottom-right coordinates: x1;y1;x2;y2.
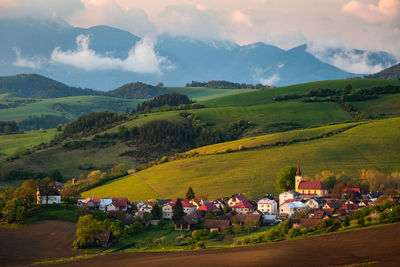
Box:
59;223;400;267
0;220;81;266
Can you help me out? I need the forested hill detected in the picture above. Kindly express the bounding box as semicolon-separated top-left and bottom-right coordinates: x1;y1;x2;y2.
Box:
0;74;101;98
366;63;400;80
106;82;166;99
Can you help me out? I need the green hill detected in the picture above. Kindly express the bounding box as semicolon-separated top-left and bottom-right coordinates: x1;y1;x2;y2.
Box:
0;74;101;98
365;63;400;80
82;117;400;200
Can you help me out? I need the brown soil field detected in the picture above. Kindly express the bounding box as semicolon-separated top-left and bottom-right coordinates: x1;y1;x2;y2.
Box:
0;220;82;266
59;223;400;267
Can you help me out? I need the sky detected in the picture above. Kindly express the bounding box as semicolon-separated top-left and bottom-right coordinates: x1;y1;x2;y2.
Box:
0;0;399;73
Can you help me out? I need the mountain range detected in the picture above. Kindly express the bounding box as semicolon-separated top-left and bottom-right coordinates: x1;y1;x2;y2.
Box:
0;18;397;91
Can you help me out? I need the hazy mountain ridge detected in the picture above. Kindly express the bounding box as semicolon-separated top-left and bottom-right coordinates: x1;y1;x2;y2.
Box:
0;18;397;90
365;63;400;80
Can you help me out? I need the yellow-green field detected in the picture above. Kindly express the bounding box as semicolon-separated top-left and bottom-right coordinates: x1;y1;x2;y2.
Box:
83;117;400;201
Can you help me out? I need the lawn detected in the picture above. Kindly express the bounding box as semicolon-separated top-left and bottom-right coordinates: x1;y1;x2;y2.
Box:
201;79;400;107
83;117;400;201
351;93;400;117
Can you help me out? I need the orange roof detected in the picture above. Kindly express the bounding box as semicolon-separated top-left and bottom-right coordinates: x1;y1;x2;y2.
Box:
299;180;328;190
232;200;254;209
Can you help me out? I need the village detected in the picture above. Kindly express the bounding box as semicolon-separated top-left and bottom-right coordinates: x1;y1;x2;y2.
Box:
36;163;400;247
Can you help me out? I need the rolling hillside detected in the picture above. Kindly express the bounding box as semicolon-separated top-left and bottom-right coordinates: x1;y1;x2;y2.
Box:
83;117;400;200
365;63;400;80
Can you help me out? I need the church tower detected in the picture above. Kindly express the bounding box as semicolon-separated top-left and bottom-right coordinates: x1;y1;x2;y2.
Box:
295;161;302;192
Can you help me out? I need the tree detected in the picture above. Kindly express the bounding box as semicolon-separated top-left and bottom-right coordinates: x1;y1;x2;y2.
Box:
19;179;37;205
49;169;63;181
275;166;296;192
172;198;184;222
151;203;162;220
186;187;195;200
38;177;53;204
73;215;103;248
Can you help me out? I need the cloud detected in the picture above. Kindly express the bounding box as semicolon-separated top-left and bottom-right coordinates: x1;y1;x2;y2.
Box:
259;74;280;86
306;42;395;74
12;48;46;68
67;0;155;38
231;10;253;27
253;67;280;85
341;0;400;25
51;34;173;74
264;30;308;50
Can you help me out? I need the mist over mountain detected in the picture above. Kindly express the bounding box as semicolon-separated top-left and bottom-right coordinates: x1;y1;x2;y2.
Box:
0;18;397;90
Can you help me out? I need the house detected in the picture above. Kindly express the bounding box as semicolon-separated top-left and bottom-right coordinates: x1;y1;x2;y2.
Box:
198;202;219;212
280;201;307;217
81;197;101;208
174;215;196;230
232;214;261;227
204;219;230;232
342;188;361;199
99;199;112;212
212;198;227;210
36;185;61;204
323;199;342;210
292;219;323;229
279;191;301;206
138;201;154;213
304;197;322;209
295;162;328;196
107;198;128;212
232;200;255;214
162;202;174;219
94;230;112;247
257;198;278;214
181;200;197;215
312;210;328;219
189;197;205;209
227;193;248;207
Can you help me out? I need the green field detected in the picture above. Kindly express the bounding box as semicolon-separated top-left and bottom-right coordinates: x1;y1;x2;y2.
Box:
201;79;400;107
0;129;57;156
166;87;256;101
351;93;400;117
83;117;400;201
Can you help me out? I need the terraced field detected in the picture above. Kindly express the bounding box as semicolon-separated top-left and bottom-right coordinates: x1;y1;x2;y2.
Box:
83;117;400;200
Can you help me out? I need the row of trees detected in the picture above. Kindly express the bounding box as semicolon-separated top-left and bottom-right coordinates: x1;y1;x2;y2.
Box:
135;93;193;112
185;80;272;89
0;121;18;134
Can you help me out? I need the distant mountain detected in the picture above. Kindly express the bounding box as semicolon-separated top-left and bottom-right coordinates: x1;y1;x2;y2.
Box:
1;18;397;90
365;63;400;80
106;82;165;98
0;74;101;98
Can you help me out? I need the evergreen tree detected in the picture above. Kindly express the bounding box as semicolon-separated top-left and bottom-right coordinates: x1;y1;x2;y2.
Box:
172;198;184;222
224;204;232;214
186;187;195;200
151;203;162;220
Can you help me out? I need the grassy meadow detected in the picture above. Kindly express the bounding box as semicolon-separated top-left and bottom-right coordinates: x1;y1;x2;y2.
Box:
83;117;400;201
201;79;400;107
0;128;57;157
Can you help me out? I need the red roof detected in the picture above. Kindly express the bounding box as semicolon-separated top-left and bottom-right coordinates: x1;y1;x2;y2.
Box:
232;200;254;209
181;201;196;208
111;198;128;208
231;193;248;203
301;194;318;198
343;188;360;193
198;202;219;211
280;199;297;206
299;180;328;190
85;197;101;204
339;204;359;210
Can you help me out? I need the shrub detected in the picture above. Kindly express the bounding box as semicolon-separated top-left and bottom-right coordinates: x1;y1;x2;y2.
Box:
196;241;206;249
288;228;302;239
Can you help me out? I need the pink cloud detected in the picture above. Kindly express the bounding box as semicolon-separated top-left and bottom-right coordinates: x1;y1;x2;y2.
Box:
342;0;400;24
231;10;253;27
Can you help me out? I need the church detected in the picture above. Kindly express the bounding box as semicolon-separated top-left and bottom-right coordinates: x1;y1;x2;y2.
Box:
295;162;328;197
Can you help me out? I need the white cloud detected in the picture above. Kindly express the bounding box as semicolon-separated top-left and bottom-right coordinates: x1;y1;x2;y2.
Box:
306;42;395;74
342;0;400;25
265;30;308;50
51;34;173;74
259;74;280;86
12;48;46;68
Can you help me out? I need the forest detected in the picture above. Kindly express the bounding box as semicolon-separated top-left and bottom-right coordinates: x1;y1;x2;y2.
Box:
185;80;273;89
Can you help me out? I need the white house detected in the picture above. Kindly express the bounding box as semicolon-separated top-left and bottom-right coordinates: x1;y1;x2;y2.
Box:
232;200;255;214
36;186;61;204
279;201;307;217
182;201;197;215
279;191;300;206
257;198;278;214
162;203;174;219
139;202;154;213
99;199;112;212
227;193;248;207
305;197;321;209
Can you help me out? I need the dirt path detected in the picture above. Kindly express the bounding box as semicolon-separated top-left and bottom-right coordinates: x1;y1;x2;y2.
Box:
58;223;400;267
0;220;82;266
134;173;166;198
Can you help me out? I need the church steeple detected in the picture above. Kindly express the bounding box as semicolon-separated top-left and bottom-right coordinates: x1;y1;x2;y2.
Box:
295;161;302;192
296;160;301;176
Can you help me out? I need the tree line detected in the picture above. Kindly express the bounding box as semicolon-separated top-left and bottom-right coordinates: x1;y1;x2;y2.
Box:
0;121;18;134
135;93;193;112
185;80;273;89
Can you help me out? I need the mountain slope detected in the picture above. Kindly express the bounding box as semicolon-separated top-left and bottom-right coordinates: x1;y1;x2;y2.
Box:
366;63;400;80
1;18;390;89
106;82;165;98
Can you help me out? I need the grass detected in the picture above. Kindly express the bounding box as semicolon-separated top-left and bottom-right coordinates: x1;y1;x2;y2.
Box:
201;79;400;107
167;87;256;102
24;206;79;224
351;93;400;117
84;117;400;201
0;128;57;157
188;121;363;155
193;101;352;133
